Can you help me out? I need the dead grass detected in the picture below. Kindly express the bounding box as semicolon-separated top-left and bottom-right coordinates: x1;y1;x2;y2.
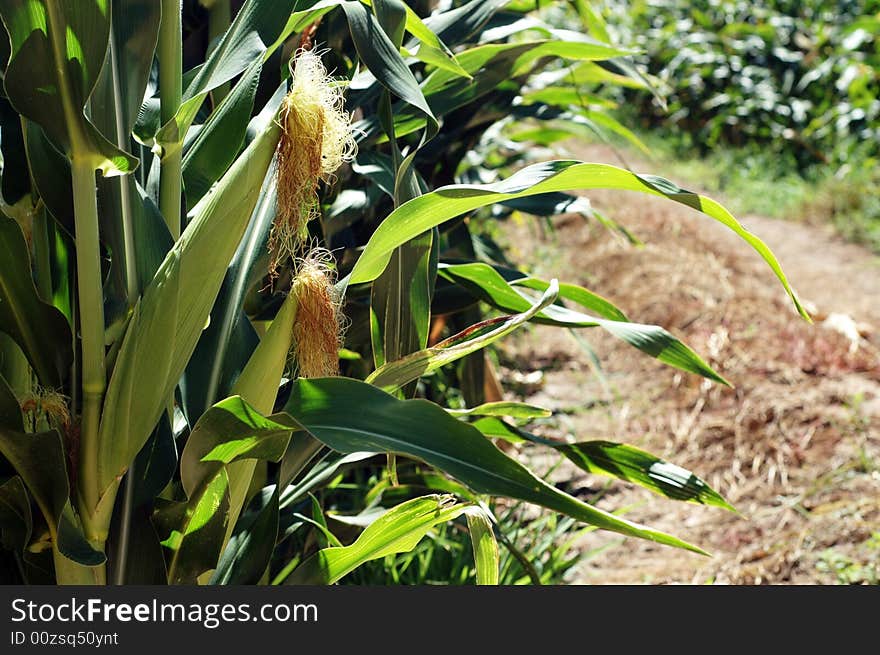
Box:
494;144;880;584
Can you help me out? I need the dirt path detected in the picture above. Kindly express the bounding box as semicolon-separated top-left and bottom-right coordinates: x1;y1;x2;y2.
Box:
497;143;880;584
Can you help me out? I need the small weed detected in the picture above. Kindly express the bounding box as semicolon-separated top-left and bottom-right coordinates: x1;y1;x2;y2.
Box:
816;533;880;585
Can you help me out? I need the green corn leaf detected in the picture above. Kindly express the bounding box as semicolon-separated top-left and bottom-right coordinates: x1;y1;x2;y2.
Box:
366;280;559;392
341;0;438;137
152;0;298;153
348;161;808;321
284;494;469;584
447;401;552;420
361;0;470;78
160;395;295;584
438;262;727;384
91;0;165;309
154;470;231;585
469;416;527;444
0;0;136;174
180;396;295;499
182;59;263;209
284;377;708;554
465;506;499;585
441;261;627;321
471;418;733;511
96;120;281;502
556;440;736;512
0;216;72;388
422;0;507;46
359;37;634;141
91;0;161;137
210;487;279;585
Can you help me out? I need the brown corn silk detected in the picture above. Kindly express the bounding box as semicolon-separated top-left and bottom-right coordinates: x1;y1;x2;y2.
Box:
291;250;344;378
20;388;71;432
271;50;356;275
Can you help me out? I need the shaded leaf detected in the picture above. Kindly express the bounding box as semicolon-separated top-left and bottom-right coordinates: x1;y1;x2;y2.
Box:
0;426;103;565
0;215;72;387
0;0;136;173
210;487;279;585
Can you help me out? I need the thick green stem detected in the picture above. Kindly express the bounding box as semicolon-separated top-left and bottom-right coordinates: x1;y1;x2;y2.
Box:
71;158;108;570
159;0;183;240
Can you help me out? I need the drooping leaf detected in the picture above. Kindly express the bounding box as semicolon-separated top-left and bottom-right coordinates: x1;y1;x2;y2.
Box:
361;0;470;78
180;396;295;500
348;161;808;322
438;262;727;384
157;395;295;585
215;289;300;548
341;0;437;138
441;261;627;321
154;470;230;585
471;418;734;511
422;0;508;46
284;377;707;554
554;440;735;511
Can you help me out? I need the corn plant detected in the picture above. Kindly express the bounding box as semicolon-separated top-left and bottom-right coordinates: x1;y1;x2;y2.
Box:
0;0;808;586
